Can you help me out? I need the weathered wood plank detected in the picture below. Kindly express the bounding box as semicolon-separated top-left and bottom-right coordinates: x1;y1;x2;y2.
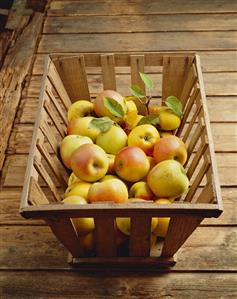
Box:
0;226;236;270
24;73;237;99
1;272;237;298
32;52;237;75
0;12;43;170
49;0;237;16
38;32;237;53
44;14;237;33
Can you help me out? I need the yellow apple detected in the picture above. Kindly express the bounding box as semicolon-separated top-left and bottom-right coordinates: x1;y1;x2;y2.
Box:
153;135;187;165
150;234;157;248
116;217;158;236
70;144;109;182
159;131;173;138
149;106;181;131
123;114;143;134
100;174;118;182
128;124;160;155
129;181;154;201
114;146;150;182
67;116;101;142
147;160;189;198
68;172;80;186
88;178;128;203
67;100;94;121
60;135;93;169
96;125;127;155
64;181;92;201
79;232;95;252
63;196;95;236
153;199;172;237
94;90;127;122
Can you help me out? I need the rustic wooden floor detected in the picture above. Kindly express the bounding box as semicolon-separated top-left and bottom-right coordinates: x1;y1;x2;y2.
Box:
1;1;237;297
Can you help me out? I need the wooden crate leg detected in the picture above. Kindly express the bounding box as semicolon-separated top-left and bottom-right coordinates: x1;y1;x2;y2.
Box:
161;216;203;257
46;218;83;258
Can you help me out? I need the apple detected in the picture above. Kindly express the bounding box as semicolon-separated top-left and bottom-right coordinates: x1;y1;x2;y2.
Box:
67;100;94;121
147;156;156;171
96;125;127;155
159;131;173;138
153;199;172;237
128;124;160;155
147;160;189;198
67;116;101;142
149;106;181;131
107;154;115;174
70;144;109;182
114;146;150;182
129;181;154;201
123;114;143;134
100;174;118;182
68;172;80;186
88;178;128;203
63;196;95;236
116;216;158;236
79;231;95;253
114;222;129;246
150;234;157;248
94;90;127;122
153;135;187;165
64;181;92;201
60;135;93;169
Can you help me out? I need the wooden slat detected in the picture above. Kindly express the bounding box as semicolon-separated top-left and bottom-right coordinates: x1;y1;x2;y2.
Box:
53;56;90;101
40;118;59;154
180;64;197;107
48;1;237;16
186;124;205;157
182;104;202;143
28;177;49;205
32;52;237;75
185;161;211;202
130;55;147;115
195;183;214;204
162;56;193;102
46;218;83;258
38;32;237;53
161;216;203;257
44;14;237;33
187;142;208;179
47;62;72;109
33;151;62;202
44;96;66;137
129;216;151;257
94;217;116;257
101;54;116;90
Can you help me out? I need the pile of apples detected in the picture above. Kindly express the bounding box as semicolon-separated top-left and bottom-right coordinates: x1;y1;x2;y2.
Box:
60;73;189;254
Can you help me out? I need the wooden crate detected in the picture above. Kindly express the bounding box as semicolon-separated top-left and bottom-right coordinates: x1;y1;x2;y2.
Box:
20;53;222;268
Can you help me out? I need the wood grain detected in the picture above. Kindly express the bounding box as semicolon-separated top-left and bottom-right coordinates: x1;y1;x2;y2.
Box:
0;226;236;270
44;14;237;33
38;32;237;53
49;0;237;16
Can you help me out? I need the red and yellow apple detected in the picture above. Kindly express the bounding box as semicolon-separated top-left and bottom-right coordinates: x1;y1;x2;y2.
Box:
114;146;150;182
64;181;92;201
128;124;160;155
70;144;109;182
153;135;187;165
67;100;94;121
60;135;93;169
67;116;100;142
63;196;95;236
96;125;127;155
88;178;128;203
94;90;127;122
153;199;172;237
147;160;189;198
129;181;154;201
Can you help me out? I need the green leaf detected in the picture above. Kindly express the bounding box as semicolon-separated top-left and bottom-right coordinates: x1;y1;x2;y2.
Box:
103;97;125;118
89;117;113;133
129;85;145;98
165;96;183;117
137;114;160;126
139;72;154;91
